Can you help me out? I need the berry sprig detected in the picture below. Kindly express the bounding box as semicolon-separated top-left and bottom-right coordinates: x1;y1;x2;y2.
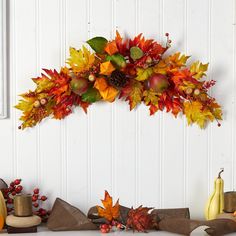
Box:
32;188;50;222
100;220;125;234
3;179;50;222
3;179;23;213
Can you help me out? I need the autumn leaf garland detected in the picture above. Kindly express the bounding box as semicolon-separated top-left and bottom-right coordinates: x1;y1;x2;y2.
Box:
15;31;222;129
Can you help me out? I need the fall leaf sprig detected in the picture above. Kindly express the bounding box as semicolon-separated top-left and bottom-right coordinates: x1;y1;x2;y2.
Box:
96;191;155;233
15;31;222;129
97;190;120;222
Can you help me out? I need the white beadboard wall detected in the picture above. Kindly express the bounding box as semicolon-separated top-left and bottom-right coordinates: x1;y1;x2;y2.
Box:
0;0;235;219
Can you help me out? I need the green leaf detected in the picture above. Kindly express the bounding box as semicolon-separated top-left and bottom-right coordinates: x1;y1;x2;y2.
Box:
130;46;144;60
135;68;153;81
87;37;108;54
81;87;101;103
106;54;126;68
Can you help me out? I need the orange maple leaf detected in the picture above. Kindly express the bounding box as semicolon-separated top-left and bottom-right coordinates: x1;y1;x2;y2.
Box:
105;40;118;55
97;190;120;222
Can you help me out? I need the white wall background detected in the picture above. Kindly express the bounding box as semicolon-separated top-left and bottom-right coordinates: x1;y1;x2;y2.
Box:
0;0;235;219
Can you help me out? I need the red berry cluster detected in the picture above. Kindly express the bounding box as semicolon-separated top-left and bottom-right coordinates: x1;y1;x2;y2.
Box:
100;220;124;234
31;188;50;222
3;179;50;222
3;179;23;213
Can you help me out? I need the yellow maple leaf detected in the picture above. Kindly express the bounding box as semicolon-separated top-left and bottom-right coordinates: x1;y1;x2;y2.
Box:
15;92;52;129
154;52;189;74
210;101;223;120
190;61;209;79
100;61;115;75
32;75;55;93
184;101;214;128
94;77;118;102
67;46;95;73
97;190;120;222
135;67;153;81
129;81;143;110
143;90;159;106
15;95;35;113
153;60;168;75
167;52;190;68
178;81;197;91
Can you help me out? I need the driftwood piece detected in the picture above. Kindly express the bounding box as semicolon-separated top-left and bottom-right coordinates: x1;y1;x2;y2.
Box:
159;218;236;236
47;198;97;231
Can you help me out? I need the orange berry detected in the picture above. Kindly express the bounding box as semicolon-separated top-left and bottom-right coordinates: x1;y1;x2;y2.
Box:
194;89;200;96
33;100;40;108
185;88;193;95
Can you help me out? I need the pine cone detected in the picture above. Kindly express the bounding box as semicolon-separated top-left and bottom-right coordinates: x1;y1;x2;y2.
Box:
126;206;153;232
109;70;127;88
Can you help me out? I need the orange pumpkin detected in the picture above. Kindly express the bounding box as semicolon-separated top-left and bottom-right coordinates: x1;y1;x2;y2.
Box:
0;215;4;230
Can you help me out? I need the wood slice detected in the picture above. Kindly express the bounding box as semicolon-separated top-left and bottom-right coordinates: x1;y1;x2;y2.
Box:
6;215;41;228
7;226;37;234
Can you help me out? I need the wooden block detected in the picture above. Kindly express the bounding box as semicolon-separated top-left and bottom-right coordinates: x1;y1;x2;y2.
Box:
7;226;37;234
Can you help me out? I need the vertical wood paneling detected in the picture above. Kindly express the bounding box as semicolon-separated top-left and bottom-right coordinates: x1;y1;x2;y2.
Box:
14;0;38;192
89;0;113;207
86;0;92;210
65;0;88;213
0;1;14;180
162;0;185;208
111;0;116;202
159;0;164;209
60;0;67;201
39;0;62;207
0;0;14;180
115;0;137;207
210;0;234;192
186;0;209;219
35;0;41;190
233;0;236;190
138;0;162;207
0;0;234;218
